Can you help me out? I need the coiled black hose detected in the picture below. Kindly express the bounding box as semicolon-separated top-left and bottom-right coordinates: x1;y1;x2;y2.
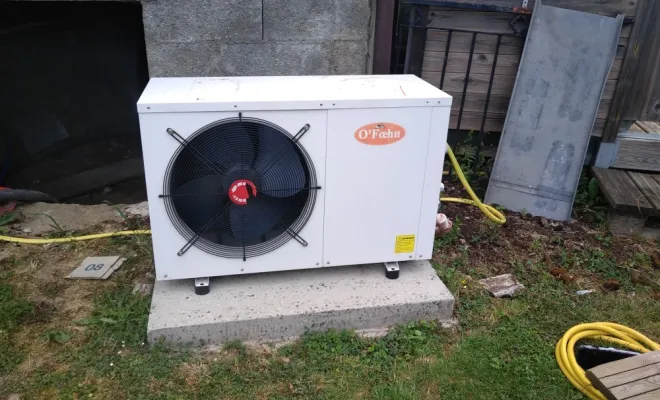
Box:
0;189;57;204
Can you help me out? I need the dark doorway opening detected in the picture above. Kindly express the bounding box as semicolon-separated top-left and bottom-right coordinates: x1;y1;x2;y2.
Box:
0;1;149;204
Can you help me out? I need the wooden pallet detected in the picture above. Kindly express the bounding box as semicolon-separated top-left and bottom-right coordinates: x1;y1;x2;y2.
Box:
592;168;660;237
586;351;660;400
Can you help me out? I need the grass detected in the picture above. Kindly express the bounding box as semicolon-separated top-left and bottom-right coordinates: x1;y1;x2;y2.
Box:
1;201;659;399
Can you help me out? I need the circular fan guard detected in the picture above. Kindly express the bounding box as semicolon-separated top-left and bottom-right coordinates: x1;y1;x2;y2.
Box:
162;117;317;259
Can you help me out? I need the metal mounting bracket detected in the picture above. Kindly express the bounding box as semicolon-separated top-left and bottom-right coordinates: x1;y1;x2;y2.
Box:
194;277;210;295
383;261;400;280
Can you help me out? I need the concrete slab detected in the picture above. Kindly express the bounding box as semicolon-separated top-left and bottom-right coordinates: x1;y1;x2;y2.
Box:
147;260;454;346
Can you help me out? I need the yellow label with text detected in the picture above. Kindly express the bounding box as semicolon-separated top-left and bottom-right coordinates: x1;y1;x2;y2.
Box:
394;234;415;253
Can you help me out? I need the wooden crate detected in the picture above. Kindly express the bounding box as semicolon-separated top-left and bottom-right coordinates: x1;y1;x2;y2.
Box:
592;167;660;237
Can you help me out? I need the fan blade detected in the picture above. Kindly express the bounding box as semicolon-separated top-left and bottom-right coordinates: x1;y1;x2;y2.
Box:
172;175;227;233
210;123;256;170
254;130;306;197
229;195;289;245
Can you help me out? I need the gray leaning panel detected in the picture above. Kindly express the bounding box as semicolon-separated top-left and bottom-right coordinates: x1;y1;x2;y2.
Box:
485;0;624;221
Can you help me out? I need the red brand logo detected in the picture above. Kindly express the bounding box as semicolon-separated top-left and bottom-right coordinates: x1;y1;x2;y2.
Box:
229;179;257;205
354;122;406;145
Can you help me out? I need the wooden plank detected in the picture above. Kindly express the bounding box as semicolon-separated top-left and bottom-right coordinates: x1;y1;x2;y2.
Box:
422;72;619;100
627;172;660;209
613;138;660;172
631;389;660;400
425;31;524;55
637;121;660;133
603;0;653;142
427;0;639;16
622;0;660;121
426;30;629;55
427;9;635;34
600;361;660;388
592;167;654;213
427;9;522;35
435;92;612;119
422;51;521;75
629;122;648;133
587;352;660;400
611;374;660;399
422;52;623;79
35;157;145;201
447;110;606;136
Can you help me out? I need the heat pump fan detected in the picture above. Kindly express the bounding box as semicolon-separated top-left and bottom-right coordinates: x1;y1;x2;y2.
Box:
138;75;452;294
162;117;317;260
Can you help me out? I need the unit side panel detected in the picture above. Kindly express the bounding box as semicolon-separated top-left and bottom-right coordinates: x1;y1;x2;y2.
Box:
323;107;432;267
416;106;451;260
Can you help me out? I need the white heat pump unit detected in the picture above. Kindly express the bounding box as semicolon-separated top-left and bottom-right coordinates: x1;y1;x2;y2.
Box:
138;75;451;294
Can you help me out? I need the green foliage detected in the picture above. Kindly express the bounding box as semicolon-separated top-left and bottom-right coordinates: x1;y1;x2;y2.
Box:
0;212;17;226
36;213;66;236
77;286;150;346
435;216;461;248
0;283;34;374
0;284;34;331
43;330;73;344
573;172;607;224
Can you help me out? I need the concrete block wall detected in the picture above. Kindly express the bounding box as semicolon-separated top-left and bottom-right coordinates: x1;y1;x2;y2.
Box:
142;0;374;77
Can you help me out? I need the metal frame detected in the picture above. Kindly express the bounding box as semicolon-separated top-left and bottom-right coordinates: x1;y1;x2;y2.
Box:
395;3;526;173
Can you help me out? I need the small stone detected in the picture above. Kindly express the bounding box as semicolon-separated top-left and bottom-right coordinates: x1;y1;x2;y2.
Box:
603;279;621;291
7;394;20;400
132;283;154;296
539;217;549;228
653;292;660;301
551;222;564;232
548;267;575;283
22;228;32;234
576;289;596;295
478;274;525;298
652;251;660;270
549;267;569;277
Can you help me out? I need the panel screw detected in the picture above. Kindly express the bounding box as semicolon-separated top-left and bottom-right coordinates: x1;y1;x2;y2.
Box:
409;255;413;259
147;106;151;110
316;262;319;266
418;254;423;258
326;261;330;265
240;268;244;271
164;274;168;278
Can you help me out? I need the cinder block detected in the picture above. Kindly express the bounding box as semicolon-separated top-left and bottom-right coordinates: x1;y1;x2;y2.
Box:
146;41;218;77
327;40;369;74
142;0;262;43
263;0;372;41
147;261;455;346
210;42;332;76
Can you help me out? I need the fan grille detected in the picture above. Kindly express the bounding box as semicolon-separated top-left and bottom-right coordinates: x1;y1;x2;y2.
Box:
162;117;317;259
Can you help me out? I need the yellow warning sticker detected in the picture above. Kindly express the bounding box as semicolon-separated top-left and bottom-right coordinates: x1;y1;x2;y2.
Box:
394;234;415;253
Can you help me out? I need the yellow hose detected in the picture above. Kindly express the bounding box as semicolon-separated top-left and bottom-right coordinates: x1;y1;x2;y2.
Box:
0;230;151;244
0;143;501;244
556;322;660;399
441;145;506;225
